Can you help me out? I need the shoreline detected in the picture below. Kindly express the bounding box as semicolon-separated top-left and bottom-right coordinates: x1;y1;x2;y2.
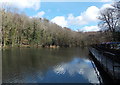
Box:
1;44;87;49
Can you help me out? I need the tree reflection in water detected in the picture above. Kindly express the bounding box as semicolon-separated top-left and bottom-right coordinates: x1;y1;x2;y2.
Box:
3;47;102;83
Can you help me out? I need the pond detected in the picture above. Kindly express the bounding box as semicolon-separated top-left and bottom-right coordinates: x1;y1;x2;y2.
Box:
2;47;102;83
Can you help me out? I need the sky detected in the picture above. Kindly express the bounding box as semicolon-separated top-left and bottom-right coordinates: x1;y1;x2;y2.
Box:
0;0;115;32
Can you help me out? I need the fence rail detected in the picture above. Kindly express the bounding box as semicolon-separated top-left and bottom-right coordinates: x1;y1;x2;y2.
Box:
89;47;120;81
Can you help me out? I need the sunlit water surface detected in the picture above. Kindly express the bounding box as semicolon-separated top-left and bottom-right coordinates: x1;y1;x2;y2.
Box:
3;47;102;83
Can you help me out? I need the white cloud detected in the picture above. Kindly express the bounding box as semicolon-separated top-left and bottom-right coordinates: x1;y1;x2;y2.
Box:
100;0;112;2
67;6;100;26
67;3;113;27
51;16;68;27
41;0;113;2
50;3;114;31
67;14;88;26
34;11;45;18
51;6;100;28
84;6;100;21
77;3;114;32
79;25;100;32
100;3;114;11
0;0;41;11
30;11;45;18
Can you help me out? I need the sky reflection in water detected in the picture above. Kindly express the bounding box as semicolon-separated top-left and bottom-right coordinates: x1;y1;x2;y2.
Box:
53;58;99;83
3;48;101;83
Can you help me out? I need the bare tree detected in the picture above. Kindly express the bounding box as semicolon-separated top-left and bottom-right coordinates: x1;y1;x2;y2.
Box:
98;1;120;41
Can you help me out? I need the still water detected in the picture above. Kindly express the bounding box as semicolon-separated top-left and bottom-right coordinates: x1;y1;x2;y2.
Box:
3;47;102;83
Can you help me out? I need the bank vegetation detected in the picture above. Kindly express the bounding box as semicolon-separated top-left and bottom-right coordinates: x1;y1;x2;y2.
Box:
0;1;120;48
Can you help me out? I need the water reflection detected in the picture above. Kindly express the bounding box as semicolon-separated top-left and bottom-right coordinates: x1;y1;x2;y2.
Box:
3;47;101;83
54;58;99;83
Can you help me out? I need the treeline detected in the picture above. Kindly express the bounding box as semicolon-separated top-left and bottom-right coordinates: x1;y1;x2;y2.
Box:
1;1;120;48
1;8;91;48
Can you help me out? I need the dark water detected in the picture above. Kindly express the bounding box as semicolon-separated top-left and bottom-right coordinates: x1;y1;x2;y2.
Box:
2;47;102;83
